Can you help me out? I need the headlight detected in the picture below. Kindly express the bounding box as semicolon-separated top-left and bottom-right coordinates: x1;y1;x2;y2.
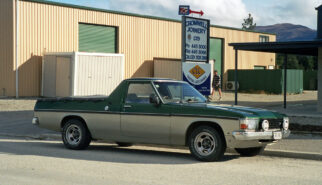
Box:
240;118;259;131
283;117;289;130
262;120;269;131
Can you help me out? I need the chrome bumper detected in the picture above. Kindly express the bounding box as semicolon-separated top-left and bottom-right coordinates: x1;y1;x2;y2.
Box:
32;117;39;125
232;130;291;140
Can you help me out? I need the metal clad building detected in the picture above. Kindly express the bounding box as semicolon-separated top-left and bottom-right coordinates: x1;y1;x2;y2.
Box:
0;0;276;97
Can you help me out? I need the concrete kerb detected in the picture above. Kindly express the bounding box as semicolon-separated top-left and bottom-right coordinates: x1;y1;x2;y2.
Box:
261;149;322;161
226;148;322;161
289;115;322;127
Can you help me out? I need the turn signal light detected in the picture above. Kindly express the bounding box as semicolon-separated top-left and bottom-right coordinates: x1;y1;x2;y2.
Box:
240;123;248;129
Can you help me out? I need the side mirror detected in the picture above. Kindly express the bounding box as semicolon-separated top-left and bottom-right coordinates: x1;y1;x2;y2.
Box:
149;94;161;105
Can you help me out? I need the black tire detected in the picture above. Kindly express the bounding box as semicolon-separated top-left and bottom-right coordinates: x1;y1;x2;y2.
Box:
116;142;133;147
235;146;265;157
188;126;226;162
62;119;91;150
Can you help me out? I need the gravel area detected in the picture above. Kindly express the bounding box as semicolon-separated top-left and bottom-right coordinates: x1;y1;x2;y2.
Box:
0;98;37;111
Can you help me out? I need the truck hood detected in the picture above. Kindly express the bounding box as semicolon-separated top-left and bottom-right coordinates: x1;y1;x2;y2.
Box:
207;103;284;118
178;102;285;119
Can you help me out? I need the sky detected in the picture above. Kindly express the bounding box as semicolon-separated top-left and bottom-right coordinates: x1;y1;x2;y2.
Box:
49;0;322;29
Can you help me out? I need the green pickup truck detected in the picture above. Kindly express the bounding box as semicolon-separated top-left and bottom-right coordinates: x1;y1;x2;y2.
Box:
33;78;290;161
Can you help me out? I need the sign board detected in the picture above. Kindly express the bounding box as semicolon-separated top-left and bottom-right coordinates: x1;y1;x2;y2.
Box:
182;62;211;95
182;16;210;62
179;5;190;15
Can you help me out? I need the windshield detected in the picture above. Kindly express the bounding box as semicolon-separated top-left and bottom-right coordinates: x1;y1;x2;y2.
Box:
153;82;207;103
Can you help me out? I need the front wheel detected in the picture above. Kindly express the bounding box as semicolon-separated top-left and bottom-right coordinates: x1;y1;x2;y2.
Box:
62;119;91;150
188;126;226;162
235;146;265;157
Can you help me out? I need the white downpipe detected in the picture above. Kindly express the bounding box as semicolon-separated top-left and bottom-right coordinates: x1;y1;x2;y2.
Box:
15;0;19;98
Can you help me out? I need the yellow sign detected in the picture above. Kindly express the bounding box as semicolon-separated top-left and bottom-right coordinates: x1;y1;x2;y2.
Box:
189;65;205;79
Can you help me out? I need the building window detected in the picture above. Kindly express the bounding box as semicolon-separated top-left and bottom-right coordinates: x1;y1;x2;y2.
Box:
79;23;117;53
254;65;266;70
268;65;274;69
259;35;269;42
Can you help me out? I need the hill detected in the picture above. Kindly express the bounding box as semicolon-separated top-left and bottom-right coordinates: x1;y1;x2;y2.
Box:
255;23;317;41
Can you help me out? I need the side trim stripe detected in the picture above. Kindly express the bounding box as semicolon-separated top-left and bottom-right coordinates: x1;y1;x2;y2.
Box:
34;109;239;120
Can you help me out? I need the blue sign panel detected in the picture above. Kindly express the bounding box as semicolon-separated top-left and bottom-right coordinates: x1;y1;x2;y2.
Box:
182;62;211;95
182;16;210;62
179;5;190;15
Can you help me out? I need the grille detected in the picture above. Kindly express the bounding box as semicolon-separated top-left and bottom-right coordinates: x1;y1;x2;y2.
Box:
259;119;283;130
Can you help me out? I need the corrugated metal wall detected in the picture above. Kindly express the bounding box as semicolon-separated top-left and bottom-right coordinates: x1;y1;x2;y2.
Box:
75;54;124;96
15;0;275;96
283;70;303;94
303;71;317;90
227;69;303;94
0;0;15;96
42;52;124;97
79;23;116;53
154;58;182;80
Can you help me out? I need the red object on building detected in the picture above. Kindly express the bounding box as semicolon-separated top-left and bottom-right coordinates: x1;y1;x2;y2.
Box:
189;10;204;16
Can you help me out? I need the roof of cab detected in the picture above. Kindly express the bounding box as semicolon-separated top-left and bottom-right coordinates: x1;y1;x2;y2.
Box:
126;77;172;81
125;78;184;82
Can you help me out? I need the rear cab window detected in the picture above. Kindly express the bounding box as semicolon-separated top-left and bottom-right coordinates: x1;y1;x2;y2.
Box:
125;83;156;104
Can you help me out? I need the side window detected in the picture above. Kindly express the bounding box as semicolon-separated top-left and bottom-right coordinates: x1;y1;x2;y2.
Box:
259;35;269;42
168;85;181;99
125;83;156;104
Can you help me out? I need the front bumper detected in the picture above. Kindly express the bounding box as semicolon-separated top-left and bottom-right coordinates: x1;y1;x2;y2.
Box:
232;130;290;140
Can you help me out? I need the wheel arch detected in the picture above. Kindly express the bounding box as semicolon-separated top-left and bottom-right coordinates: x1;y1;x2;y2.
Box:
60;115;92;137
185;121;227;147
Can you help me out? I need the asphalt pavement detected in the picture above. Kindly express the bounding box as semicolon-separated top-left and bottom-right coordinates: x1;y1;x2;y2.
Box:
0;136;321;185
0;111;57;139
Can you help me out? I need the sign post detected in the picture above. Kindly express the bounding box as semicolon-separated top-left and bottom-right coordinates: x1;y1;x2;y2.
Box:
181;15;211;95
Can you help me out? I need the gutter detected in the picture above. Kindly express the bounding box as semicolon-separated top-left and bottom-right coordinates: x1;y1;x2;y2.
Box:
15;0;19;98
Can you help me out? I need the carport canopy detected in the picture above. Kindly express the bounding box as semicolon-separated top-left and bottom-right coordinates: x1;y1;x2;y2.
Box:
229;40;322;108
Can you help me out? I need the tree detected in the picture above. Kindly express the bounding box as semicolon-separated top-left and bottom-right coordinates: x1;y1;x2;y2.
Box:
242;13;256;31
275;53;317;70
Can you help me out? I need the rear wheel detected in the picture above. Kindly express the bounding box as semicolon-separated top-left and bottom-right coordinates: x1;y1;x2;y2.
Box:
62;119;91;150
116;142;133;147
235;146;265;157
188;126;226;162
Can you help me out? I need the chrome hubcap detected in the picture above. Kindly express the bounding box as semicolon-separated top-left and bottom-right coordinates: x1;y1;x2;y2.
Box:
66;125;82;145
194;132;215;156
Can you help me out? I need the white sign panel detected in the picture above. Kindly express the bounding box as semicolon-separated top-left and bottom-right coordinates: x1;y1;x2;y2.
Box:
182;62;211;95
183;17;210;62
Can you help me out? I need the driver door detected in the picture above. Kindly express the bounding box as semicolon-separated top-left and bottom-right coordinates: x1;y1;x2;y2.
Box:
120;82;171;144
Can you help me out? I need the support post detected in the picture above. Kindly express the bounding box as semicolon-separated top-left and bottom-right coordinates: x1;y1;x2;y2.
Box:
283;53;287;109
235;49;238;105
318;47;322;112
15;0;19;98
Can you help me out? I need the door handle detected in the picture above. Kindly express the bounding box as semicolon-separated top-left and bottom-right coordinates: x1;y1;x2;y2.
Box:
124;105;132;108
